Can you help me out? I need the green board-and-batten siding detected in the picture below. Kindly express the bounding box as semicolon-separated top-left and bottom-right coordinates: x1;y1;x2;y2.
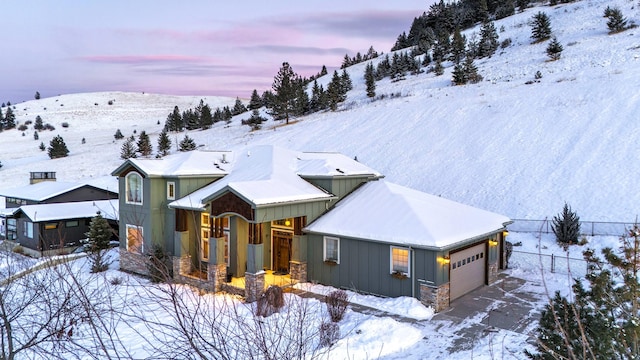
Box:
307;234;447;299
304;176;370;200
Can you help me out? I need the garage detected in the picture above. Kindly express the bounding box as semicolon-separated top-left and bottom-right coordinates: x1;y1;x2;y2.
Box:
449;242;487;301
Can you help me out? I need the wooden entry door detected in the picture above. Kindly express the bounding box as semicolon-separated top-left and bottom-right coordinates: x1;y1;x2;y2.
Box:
273;230;292;274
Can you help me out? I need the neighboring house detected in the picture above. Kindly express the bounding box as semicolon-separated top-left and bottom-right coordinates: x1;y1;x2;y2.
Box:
10;200;119;257
112;145;511;311
0;173;118;255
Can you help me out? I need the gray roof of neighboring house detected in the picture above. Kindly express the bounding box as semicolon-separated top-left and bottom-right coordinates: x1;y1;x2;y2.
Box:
0;182;87;202
12;199;119;222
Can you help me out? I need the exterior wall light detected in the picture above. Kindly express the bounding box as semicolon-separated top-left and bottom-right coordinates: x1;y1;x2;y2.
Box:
503;230;509;237
440;256;451;265
285;220;291;227
489;239;499;246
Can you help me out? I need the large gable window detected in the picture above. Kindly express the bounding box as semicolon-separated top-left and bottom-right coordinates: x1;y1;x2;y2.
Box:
125;172;143;205
390;246;410;276
323;236;340;264
126;224;143;254
167;181;175;200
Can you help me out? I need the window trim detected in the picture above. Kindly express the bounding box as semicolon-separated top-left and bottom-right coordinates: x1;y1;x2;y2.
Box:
126;224;144;254
323;236;340;264
167;181;175;200
44;223;58;230
390;246;410;277
201;228;211;261
125;172;143;205
66;220;79;228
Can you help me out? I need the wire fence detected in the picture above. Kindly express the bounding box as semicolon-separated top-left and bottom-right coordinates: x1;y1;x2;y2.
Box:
508;219;635;237
509;250;588;278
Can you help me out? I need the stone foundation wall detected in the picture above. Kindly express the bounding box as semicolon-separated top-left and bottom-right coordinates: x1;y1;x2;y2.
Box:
488;262;498;285
245;271;265;303
120;248;149;276
420;282;450;312
289;261;307;282
208;263;226;292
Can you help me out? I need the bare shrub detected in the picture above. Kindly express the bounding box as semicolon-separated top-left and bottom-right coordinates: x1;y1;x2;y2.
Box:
256;285;285;317
319;321;340;347
326;289;348;322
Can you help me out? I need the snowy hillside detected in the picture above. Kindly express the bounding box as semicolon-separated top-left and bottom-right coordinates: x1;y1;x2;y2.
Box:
1;0;639;224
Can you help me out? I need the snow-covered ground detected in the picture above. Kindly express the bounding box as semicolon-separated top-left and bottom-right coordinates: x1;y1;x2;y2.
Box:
0;0;638;357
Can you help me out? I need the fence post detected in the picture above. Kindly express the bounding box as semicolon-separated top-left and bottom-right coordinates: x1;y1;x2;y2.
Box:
551;254;555;273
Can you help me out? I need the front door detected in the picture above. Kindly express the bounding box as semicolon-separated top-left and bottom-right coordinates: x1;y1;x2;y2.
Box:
273;230;292;274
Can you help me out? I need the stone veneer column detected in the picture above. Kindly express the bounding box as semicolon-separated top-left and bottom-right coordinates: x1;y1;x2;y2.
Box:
289;261;307;282
120;248;149;275
244;271;265;302
207;263;227;292
488;262;498;285
420;282;450;312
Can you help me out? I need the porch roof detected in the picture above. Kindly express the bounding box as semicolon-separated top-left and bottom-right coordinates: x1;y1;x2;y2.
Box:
304;180;511;249
169;145;334;210
13;199;119;222
110;150;233;177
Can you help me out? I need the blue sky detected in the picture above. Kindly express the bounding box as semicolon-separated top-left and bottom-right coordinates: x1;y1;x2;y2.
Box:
3;1;427;103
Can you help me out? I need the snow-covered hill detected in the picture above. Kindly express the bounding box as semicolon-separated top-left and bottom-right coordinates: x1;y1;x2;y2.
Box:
1;0;639;224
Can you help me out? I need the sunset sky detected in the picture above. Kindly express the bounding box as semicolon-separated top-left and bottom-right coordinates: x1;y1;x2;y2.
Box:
3;1;427;103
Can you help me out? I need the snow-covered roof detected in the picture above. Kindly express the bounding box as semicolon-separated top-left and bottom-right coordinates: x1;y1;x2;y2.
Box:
14;199;119;222
297;152;381;178
111;150;233;177
169;145;338;210
304;180;511;249
0;181;86;202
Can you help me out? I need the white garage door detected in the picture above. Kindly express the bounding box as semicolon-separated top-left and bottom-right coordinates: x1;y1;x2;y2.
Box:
449;243;486;301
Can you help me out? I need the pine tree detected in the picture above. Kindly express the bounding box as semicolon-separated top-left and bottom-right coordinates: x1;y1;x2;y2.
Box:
179;134;196;152
270;62;300;124
222;106;233;122
136;131;152;157
85;212;113;273
114;129;124;140
248;89;263;110
34;131;38;140
340;69;353;92
47;135;69;159
232;97;247;115
464;56;483;84
365;62;376;98
34;91;40;100
478;21;499;58
165;106;183;132
452;63;467;85
310;80;326;112
527;225;640;359
34;115;44;130
0;107;3;131
327;70;346;111
199;102;213;130
546;37;563;61
183;109;199;130
605;7;628;34
531;12;552;43
4;107;15;129
451;28;466;64
157;130;172;157
120;137;137;159
433;59;444;76
39;142;45;151
552;203;580;246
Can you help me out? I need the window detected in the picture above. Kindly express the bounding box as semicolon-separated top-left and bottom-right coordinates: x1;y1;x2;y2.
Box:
323;236;340;263
126;224;143;254
66;220;79;228
167;182;175;200
272;218;293;228
23;221;33;239
44;223;58;230
125;172;143;205
391;246;410;276
201;212;210;261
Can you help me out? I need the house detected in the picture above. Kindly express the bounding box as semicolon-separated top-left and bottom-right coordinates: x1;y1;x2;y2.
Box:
111;145;511;311
10;200;119;257
0;172;119;255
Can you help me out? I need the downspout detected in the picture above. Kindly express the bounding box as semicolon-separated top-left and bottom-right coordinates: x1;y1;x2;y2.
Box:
410;246;415;298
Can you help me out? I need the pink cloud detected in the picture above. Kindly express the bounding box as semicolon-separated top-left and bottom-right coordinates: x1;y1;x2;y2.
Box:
80;54;208;65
